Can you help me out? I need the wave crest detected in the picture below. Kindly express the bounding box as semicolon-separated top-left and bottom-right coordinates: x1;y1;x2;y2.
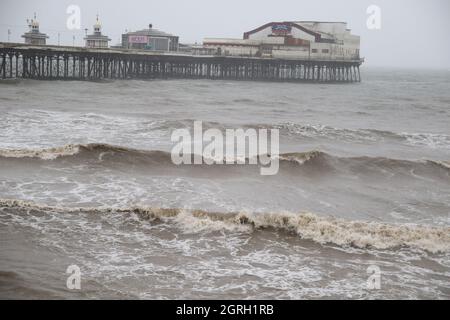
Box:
0;144;82;160
1;199;449;253
278;151;326;165
275;123;450;149
0;144;449;179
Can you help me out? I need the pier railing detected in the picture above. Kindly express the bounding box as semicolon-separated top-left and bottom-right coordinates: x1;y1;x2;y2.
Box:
0;43;363;82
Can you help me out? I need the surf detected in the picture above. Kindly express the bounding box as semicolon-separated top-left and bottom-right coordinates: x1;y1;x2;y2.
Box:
0;144;448;178
1;199;449;253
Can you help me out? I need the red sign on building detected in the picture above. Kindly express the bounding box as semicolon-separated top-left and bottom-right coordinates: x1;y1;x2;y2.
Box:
129;35;148;44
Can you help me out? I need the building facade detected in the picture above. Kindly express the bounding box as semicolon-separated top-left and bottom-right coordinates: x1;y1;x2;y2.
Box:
203;21;360;60
122;24;179;52
84;16;111;48
21;14;48;45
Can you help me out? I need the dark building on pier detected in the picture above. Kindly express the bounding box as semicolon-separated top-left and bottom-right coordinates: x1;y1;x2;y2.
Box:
121;24;179;52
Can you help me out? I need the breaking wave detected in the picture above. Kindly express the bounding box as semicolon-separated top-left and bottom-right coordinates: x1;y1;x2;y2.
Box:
0;144;82;160
1;199;449;253
0;143;168;161
0;144;449;177
274;123;450;148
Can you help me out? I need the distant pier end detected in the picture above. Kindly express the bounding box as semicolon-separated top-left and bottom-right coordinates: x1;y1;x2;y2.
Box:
202;21;361;61
0;43;363;83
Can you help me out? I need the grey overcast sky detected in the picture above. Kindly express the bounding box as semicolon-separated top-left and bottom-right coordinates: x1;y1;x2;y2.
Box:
1;0;449;69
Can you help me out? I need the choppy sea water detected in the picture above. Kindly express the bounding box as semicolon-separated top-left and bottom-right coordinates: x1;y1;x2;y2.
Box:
0;68;449;299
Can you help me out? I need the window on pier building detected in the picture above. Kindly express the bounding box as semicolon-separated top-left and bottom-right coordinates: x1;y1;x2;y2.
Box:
311;49;318;53
322;49;329;53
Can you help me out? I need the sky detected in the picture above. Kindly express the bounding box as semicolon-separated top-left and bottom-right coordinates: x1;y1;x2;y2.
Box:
1;0;449;69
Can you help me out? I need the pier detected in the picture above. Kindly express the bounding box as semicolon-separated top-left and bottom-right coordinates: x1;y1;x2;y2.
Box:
0;43;363;83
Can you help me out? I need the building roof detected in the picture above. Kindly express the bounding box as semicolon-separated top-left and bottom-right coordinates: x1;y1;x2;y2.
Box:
294;21;347;24
243;21;322;40
125;28;177;38
22;32;48;39
85;35;111;41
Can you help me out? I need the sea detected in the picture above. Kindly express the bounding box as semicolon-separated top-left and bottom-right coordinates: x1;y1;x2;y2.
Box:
0;68;449;299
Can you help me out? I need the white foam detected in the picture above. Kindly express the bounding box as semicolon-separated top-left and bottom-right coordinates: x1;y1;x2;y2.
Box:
0;144;81;160
402;132;450;149
1;199;448;253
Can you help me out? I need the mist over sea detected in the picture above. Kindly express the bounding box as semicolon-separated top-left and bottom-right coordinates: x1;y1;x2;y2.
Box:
0;68;449;299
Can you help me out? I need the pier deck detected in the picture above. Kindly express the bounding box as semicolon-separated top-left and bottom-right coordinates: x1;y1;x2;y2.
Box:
0;43;363;82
